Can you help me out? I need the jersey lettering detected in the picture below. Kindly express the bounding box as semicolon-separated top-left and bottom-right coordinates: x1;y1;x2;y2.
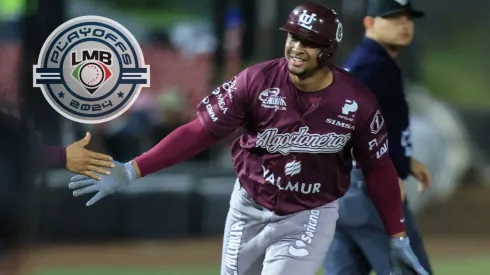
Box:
256;126;351;155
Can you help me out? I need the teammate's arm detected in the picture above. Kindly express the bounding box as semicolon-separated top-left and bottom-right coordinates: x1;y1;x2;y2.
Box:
45;132;114;180
352;105;405;237
44;145;66;168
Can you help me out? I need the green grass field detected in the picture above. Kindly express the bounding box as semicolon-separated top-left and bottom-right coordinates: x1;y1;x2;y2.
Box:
35;256;490;275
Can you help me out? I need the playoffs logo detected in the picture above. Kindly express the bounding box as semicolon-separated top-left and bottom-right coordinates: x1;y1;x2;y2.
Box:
70;49;113;95
33;16;150;124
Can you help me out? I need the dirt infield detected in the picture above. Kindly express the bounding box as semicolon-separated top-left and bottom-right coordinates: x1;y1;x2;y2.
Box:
19;185;490;273
20;235;490;271
24;239;224;268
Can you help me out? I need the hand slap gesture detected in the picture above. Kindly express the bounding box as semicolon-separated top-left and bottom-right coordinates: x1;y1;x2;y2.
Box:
65;132;115;180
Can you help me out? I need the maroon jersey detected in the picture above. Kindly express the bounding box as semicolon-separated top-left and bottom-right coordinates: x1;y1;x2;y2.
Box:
196;58;390;215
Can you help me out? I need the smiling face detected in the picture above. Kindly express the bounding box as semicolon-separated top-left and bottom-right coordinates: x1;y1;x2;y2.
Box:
284;33;324;79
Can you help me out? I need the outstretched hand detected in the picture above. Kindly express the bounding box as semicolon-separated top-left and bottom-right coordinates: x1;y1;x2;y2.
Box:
65;132;114;180
390;237;429;275
68;161;136;206
410;158;431;193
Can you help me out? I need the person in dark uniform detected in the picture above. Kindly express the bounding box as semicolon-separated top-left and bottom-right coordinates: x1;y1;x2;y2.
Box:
0;103;114;274
324;0;433;274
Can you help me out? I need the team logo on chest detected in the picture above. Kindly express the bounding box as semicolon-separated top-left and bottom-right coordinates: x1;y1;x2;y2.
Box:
256;126;351;155
258;88;286;111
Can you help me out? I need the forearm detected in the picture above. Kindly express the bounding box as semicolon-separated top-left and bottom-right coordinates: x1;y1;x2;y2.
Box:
363;159;406;236
43;145;66;168
133;118;218;177
388;130;411;180
390;151;411;180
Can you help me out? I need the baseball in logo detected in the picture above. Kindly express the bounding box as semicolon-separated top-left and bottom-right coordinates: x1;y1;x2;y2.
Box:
33;16;150;124
71;50;113;95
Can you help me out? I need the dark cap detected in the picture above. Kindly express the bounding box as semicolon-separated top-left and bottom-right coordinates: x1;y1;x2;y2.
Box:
366;0;425;18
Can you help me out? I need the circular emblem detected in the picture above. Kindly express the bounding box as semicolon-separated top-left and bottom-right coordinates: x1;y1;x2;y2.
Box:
335;22;343;43
33;16;150;124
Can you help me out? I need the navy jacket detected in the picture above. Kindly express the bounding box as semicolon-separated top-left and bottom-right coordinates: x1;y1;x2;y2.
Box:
345;38;412;179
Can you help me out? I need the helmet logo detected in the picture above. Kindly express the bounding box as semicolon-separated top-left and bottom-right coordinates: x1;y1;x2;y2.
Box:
393;0;408;5
335;22;343;43
298;10;317;30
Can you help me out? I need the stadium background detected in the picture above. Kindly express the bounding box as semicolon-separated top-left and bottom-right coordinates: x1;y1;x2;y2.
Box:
1;0;489;274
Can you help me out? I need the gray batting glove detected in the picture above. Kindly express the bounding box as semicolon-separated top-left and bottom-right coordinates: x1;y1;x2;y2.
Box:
389;237;429;275
68;161;136;206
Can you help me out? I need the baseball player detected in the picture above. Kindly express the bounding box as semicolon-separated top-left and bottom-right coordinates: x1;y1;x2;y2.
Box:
68;3;428;275
324;0;433;274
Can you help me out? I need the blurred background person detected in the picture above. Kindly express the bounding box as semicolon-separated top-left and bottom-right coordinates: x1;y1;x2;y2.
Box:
0;102;114;274
324;0;433;274
0;2;115;272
